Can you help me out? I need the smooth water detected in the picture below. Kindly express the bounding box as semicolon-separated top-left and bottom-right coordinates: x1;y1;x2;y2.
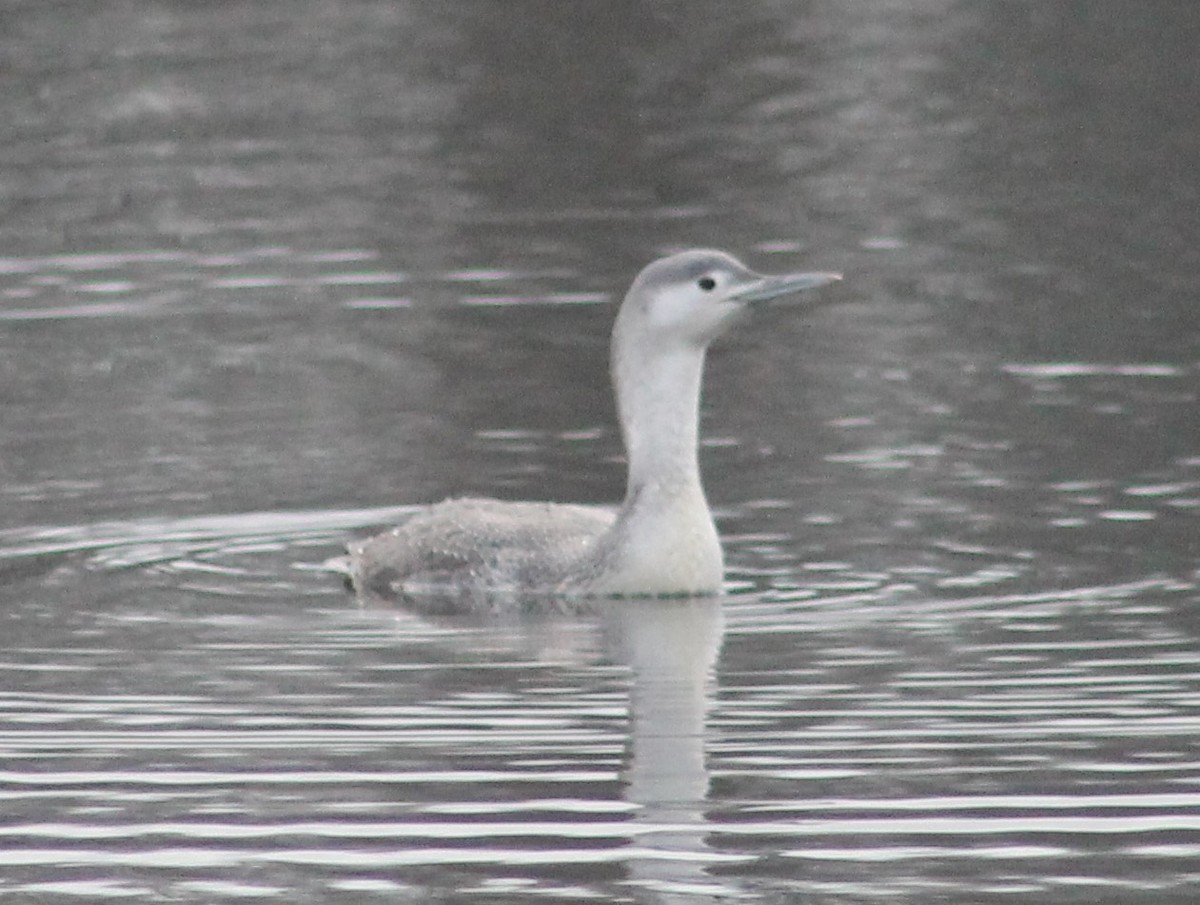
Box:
2;2;1198;902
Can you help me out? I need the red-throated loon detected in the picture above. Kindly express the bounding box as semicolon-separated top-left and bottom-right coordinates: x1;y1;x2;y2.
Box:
349;249;841;603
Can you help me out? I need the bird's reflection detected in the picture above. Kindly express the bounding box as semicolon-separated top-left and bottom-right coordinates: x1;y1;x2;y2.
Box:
598;596;732;902
356;584;734;901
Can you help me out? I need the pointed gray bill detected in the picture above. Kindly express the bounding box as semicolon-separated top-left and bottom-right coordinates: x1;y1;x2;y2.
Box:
731;271;843;304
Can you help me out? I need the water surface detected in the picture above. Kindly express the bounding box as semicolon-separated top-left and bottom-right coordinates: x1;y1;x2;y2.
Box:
1;2;1198;902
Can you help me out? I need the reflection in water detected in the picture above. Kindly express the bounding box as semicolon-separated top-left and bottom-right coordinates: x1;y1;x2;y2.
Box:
602;598;729;900
350;569;732;895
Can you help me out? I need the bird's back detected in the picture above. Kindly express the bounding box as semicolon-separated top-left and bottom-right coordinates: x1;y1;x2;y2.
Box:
348;497;615;608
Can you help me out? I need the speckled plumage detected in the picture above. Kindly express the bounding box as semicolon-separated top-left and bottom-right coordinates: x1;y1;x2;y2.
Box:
349;497;614;600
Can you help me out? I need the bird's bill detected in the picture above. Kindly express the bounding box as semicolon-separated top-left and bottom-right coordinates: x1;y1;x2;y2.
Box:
730;271;843;304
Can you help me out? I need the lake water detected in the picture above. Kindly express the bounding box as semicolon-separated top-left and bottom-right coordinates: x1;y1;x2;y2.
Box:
1;2;1198;902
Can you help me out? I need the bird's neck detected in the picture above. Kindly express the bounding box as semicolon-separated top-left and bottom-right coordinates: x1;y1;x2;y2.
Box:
590;339;722;595
615;342;707;500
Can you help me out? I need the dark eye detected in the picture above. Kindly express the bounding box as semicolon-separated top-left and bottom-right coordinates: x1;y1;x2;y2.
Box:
697;276;716;291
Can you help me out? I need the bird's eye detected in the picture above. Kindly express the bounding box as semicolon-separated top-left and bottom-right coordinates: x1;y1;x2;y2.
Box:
697;276;717;291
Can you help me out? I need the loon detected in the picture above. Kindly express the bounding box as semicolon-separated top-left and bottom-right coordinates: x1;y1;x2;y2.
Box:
348;249;841;604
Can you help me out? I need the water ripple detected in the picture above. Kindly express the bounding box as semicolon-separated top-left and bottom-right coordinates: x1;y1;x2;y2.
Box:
0;518;1197;901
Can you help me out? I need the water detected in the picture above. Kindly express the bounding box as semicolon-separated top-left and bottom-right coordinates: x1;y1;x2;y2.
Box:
2;2;1198;902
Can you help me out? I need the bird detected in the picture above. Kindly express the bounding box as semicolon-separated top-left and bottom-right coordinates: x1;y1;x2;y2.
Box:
348;249;841;608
